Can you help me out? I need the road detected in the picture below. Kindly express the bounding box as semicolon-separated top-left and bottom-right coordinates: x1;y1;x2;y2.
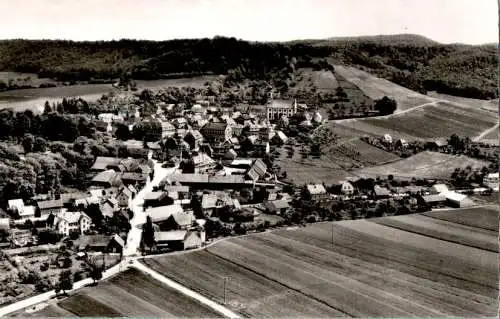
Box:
473;122;499;142
132;260;241;319
123;160;178;257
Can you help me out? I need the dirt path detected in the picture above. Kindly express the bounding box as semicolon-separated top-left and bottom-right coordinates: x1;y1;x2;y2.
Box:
132;260;241;319
473;122;499;142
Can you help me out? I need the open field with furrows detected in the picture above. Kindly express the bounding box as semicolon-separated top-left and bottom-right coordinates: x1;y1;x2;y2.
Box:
334;65;436;111
427;91;498;113
143;207;498;317
421;206;498;232
15;268;222;318
354;151;489;179
336;101;497;140
291;68;339;93
322;138;400;169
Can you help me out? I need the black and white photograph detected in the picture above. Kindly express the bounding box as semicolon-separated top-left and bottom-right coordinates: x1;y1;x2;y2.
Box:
0;0;497;317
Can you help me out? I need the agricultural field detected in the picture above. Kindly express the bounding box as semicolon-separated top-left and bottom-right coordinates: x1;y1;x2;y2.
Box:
354;151;489;179
276;144;354;184
334;65;436;111
421;206;498;232
427;91;498;113
13;268;222;318
336;101;497;140
143;207;498;317
322;138;400;169
290;68;338;92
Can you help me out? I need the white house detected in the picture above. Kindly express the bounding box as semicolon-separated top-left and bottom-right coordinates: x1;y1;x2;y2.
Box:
483;172;499;191
52;211;92;236
383;134;393;144
340;181;355;195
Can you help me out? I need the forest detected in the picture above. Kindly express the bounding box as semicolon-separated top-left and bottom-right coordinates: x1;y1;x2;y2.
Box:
0;35;497;99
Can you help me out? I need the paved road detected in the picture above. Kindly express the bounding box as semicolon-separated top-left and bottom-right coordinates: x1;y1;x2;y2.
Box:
123;160;178;257
132;260;241;319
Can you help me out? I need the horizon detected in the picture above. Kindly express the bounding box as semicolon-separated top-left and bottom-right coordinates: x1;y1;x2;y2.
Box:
0;0;497;45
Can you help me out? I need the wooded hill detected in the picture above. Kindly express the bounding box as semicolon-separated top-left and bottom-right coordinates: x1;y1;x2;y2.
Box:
0;35;496;99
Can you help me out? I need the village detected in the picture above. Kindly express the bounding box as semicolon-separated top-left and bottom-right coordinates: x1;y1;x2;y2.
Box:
0;86;497;307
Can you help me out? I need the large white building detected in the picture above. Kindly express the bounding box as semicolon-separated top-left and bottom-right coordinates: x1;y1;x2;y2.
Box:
483;172;499;191
266;99;298;121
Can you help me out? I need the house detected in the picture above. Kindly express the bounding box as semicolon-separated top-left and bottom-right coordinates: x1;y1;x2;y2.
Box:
373;185;391;199
78;234;124;253
91;170;120;188
422;194;447;208
154;230;204;251
445;191;474;208
184;130;204;149
121;172;149;185
264;200;290;215
270;130;288;145
192;153;217;173
116;185;135;207
159;119;176;138
200;122;233;142
246;159;267;181
201;193;234;216
383;134;393;144
483;172;499;191
144;192;168;208
8;199;25;215
396;139;409;148
99;201;116;218
51;211;91;236
146;204;186;224
340;181;355;195
306;184;329;201
164;185;190;198
224;149;238;160
37;199;64;216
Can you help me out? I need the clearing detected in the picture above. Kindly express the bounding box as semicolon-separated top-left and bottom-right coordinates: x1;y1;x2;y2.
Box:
353;151;489;180
334;65;436;112
427;91;498;113
143;207;498;317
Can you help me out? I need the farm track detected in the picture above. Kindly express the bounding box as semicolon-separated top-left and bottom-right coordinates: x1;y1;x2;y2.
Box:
474;122;499;142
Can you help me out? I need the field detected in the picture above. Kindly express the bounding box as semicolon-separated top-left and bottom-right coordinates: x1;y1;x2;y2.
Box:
322;138;400;169
13;268;222;318
291;68;339;93
0;76;216;112
143;207;498;317
0;72;57;88
354;151;489;179
428;91;498;113
336;101;497;140
334;65;435;111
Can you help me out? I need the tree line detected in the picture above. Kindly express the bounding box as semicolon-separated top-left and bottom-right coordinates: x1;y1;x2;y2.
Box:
0;37;496;99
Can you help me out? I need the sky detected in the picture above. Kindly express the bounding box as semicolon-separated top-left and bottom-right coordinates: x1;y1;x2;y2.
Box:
0;0;497;44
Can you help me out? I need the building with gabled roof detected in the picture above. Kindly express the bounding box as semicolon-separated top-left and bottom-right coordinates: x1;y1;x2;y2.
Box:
200;122;232;142
37;199;64;216
51;210;91;236
154;230;203;251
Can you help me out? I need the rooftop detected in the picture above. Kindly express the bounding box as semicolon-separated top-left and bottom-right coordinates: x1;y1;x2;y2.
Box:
155;230;188;242
307;184;327;195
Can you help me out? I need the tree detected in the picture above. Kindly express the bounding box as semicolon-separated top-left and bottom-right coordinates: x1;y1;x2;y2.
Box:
115;123;131;140
87;256;104;283
374;96;397;115
142;216;155;251
33;136;48;152
44;101;52;114
56;270;73;294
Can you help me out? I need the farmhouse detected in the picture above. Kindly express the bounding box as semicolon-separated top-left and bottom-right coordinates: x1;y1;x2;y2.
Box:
201;192;234;216
154;230;204;251
91;170;120;188
37;199;64;216
422;194;447;208
264;200;290;215
372;185;391;199
432;184;449;194
246;159;268;181
144;192;168;208
306;184;329;201
78;234;124;253
192;153;217;173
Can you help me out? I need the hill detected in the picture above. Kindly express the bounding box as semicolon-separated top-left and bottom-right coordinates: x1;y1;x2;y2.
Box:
0;36;496;100
142;207;498;317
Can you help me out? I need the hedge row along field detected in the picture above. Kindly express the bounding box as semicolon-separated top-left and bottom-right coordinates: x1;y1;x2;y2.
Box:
143;207;498;317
